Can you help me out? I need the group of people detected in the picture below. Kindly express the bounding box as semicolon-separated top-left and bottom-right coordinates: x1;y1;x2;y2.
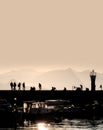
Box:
30;83;42;91
10;82;25;91
10;82;42;91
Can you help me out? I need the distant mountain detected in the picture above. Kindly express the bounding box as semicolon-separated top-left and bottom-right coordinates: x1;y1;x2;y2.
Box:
0;68;41;90
0;68;102;90
34;68;103;90
34;68;82;90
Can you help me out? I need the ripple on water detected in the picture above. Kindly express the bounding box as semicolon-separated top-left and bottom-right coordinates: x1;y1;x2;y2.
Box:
1;119;103;130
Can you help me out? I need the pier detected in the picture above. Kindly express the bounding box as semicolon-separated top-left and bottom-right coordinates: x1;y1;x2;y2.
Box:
0;90;103;107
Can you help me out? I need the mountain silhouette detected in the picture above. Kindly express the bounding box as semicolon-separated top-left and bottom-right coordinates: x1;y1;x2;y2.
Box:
0;68;102;90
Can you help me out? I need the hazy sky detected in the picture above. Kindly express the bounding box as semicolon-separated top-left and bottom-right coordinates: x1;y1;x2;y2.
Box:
0;0;103;73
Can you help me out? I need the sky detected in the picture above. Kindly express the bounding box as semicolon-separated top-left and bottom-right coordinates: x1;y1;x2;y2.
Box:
0;0;103;73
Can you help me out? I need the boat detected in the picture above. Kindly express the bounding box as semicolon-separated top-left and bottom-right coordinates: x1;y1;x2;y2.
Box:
23;99;71;121
23;101;55;115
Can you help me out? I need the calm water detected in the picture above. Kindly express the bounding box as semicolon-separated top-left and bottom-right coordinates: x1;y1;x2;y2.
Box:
1;119;103;130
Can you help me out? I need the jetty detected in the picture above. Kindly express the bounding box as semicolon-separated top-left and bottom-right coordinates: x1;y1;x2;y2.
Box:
0;70;103;107
0;90;103;106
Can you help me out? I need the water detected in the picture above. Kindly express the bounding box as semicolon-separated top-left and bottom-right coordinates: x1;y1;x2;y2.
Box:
1;119;103;130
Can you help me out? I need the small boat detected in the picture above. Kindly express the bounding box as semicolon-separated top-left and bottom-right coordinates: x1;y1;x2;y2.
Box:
23;99;71;121
23;100;57;121
23;101;55;115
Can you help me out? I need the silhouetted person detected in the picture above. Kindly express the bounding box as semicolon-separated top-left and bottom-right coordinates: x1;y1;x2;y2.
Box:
74;86;76;89
14;82;16;91
51;87;54;91
100;85;102;90
38;83;42;90
86;88;89;91
18;82;21;90
30;87;36;91
80;84;83;90
64;87;66;91
10;82;14;90
51;87;56;91
72;86;76;90
22;82;25;90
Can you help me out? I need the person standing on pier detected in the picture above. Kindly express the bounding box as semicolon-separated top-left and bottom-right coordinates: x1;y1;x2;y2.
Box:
14;82;16;91
38;83;42;90
22;82;25;90
10;82;14;90
18;82;21;91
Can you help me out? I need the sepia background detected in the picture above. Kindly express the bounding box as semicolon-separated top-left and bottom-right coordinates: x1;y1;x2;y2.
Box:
0;0;103;89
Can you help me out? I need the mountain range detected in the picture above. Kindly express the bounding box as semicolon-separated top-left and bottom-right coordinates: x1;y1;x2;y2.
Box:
0;68;102;90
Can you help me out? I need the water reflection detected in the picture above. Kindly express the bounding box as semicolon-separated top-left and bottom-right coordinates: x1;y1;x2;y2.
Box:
1;119;103;130
37;123;48;130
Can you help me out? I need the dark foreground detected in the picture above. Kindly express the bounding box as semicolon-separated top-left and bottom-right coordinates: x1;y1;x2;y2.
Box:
1;90;103;106
0;90;103;128
1;119;103;130
1;104;103;128
16;119;103;130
